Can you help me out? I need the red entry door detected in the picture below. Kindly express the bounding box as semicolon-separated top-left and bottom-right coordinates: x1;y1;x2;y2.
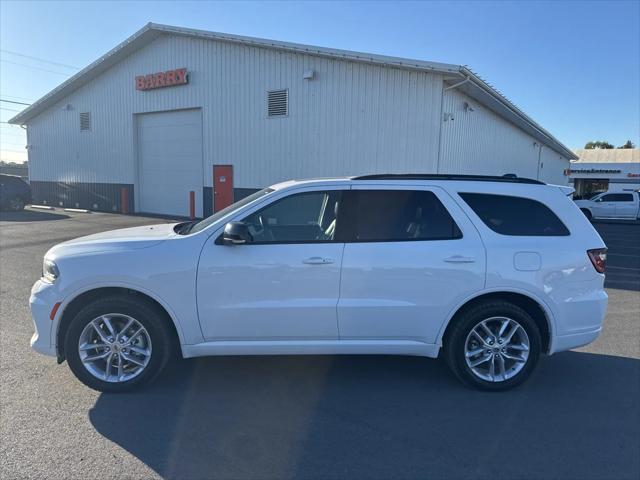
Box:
213;165;234;212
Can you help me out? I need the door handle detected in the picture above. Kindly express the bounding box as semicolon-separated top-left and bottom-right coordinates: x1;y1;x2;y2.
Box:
303;257;334;265
444;255;475;263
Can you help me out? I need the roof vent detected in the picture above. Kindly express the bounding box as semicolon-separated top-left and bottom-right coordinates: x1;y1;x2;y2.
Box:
80;112;91;131
267;90;288;117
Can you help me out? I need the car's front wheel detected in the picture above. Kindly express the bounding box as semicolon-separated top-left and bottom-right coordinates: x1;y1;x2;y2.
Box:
9;195;26;211
443;301;541;391
64;295;174;392
580;208;593;221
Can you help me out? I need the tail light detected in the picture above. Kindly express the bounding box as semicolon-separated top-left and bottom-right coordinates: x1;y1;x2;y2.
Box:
587;248;607;273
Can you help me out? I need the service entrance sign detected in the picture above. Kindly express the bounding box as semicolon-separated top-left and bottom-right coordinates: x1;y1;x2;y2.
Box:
136;68;188;90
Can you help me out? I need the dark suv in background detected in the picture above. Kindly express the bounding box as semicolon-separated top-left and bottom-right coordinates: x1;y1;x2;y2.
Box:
0;174;31;211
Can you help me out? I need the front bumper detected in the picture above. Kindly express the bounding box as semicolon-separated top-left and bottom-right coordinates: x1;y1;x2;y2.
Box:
29;280;59;357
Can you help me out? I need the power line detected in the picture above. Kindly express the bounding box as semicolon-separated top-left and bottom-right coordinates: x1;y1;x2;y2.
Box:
1;99;30;106
1;107;20;112
0;142;26;147
0;49;80;70
1;59;73;76
1;94;36;102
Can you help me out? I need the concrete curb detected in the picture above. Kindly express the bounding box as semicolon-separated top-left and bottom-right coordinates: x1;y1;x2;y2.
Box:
63;208;91;213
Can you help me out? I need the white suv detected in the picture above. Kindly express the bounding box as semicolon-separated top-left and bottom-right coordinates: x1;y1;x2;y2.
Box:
30;174;608;392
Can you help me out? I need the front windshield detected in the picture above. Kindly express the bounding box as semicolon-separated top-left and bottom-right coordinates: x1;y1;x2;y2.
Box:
188;188;275;234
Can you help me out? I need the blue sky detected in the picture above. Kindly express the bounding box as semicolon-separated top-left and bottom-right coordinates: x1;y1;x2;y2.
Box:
1;0;639;163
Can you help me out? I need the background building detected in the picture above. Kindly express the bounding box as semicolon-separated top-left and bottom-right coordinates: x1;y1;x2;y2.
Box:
569;149;640;199
9;23;575;217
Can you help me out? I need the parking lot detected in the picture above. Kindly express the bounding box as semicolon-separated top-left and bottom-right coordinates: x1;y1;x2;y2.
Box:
1;208;638;480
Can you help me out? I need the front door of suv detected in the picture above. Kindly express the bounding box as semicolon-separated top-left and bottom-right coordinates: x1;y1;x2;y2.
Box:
197;187;346;340
337;185;486;344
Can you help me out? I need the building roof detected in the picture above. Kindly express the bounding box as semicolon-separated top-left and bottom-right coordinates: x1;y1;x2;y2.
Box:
8;22;577;160
573;149;639;164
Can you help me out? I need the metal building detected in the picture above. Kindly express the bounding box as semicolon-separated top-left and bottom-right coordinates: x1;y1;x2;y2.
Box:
9;23;576;217
568;148;640;198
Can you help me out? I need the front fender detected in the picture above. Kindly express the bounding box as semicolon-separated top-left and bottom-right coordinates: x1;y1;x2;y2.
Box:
53;280;190;348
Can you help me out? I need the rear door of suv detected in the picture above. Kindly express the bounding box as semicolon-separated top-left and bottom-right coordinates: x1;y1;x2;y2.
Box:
336;184;486;345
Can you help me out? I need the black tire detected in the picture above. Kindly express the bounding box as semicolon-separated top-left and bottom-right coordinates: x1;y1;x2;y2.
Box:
64;294;174;392
580;208;592;221
443;301;541;391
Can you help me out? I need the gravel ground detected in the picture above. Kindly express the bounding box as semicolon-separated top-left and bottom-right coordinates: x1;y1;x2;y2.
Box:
1;208;638;480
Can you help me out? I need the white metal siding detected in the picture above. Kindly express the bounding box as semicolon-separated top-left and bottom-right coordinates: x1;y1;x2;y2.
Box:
539;146;570;185
26;34;443;189
137;109;203;216
439;88;569;182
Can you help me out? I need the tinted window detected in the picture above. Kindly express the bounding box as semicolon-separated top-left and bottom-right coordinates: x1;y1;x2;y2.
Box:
343;190;462;242
241;191;342;243
600;193;634;202
459;193;569;236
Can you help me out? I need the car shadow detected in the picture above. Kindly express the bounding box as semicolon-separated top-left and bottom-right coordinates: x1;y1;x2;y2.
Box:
0;209;70;222
89;352;640;479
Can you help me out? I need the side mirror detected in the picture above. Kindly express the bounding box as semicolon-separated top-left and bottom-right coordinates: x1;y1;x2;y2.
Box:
220;222;252;245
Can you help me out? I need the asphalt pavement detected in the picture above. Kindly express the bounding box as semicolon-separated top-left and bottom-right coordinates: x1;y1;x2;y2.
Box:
1;208;638;480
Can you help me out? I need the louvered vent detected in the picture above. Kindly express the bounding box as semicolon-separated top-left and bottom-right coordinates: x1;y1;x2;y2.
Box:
80;112;91;131
267;90;288;117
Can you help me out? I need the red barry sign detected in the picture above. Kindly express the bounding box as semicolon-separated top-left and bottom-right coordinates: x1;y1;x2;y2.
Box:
136;68;188;91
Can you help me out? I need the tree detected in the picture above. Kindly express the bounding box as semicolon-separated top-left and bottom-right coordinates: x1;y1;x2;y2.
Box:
584;141;614;149
618;140;635;149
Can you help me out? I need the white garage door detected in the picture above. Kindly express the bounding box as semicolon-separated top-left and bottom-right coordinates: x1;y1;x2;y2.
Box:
137;109;203;217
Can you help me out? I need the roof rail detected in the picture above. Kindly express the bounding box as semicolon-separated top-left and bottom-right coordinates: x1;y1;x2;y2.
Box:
351;173;545;185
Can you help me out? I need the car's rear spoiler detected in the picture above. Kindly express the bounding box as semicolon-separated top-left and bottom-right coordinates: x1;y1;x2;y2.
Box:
553;185;575;196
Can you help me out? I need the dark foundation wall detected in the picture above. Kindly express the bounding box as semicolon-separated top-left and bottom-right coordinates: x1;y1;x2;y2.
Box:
30;181;259;217
30;181;134;213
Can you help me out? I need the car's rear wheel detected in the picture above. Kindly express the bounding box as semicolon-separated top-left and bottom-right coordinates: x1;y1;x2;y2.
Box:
580;208;592;221
9;196;25;211
64;295;173;392
443;301;541;391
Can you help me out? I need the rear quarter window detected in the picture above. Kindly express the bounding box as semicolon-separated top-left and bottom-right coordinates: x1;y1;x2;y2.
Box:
459;192;570;236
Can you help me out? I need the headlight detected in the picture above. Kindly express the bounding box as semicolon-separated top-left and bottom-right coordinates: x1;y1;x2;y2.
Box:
42;259;60;283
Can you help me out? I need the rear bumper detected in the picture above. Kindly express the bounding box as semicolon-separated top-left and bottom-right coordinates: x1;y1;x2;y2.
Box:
549;289;608;354
549;327;603;354
29;280;58;357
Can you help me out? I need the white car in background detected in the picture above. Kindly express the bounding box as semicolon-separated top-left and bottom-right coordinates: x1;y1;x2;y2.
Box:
30;174;608;392
575;191;640;220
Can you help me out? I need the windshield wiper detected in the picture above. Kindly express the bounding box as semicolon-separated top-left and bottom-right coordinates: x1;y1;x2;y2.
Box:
174;221;197;235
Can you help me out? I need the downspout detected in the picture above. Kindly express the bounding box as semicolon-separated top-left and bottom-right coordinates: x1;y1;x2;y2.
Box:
437;75;470;173
537;143;543;181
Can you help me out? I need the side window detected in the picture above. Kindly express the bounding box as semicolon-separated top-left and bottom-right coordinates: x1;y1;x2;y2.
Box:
459;193;570;236
599;194;615;202
241;190;342;243
344;190;462;242
612;193;633;202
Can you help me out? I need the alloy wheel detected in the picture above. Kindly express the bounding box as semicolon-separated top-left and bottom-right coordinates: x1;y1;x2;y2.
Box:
464;316;530;382
78;314;152;383
10;196;25;211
